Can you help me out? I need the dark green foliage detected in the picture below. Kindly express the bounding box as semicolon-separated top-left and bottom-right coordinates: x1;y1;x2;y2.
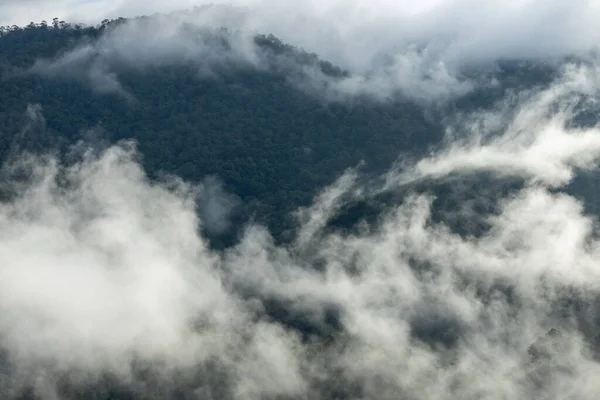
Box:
0;17;580;244
0;21;442;241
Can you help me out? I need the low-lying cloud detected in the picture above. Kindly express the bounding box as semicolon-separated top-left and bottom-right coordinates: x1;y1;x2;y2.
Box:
6;0;600;101
2;59;600;399
387;62;600;187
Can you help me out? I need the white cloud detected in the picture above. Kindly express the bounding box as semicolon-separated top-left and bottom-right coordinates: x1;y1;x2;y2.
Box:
388;63;600;187
3;63;600;397
8;0;600;101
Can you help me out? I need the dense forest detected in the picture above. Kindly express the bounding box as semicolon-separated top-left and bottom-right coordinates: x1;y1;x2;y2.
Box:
0;15;567;244
0;18;430;241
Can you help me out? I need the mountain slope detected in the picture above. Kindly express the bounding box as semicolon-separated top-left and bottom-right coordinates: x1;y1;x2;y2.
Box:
0;19;444;242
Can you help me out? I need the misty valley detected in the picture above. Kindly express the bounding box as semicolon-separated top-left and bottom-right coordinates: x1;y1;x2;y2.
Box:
1;4;600;400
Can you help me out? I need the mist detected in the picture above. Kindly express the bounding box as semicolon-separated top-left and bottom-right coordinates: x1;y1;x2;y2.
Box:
16;0;600;101
2;58;600;399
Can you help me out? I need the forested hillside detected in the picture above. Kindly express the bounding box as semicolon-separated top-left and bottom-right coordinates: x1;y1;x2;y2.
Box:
0;17;566;242
3;9;600;400
0;19;443;240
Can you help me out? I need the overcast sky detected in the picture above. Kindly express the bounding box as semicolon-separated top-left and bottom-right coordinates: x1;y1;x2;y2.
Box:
1;0;215;26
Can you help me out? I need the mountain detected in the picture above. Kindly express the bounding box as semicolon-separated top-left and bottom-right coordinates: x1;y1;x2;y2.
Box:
0;18;446;244
0;16;573;244
2;10;600;400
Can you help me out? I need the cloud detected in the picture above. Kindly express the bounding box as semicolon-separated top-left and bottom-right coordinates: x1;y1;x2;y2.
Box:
0;142;307;398
5;0;600;101
28;15;263;99
3;63;600;398
195;176;241;235
387;62;600;187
